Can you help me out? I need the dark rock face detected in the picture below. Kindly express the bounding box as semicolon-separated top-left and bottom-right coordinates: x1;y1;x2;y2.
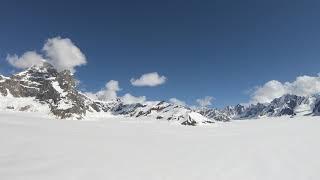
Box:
111;101;190;121
241;103;268;118
313;100;320;115
197;108;231;122
112;102;146;116
19;105;31;111
181;113;215;126
181;116;197;126
266;95;304;116
222;104;245;117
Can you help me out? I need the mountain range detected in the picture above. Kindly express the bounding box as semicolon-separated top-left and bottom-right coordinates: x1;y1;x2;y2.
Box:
1;63;319;125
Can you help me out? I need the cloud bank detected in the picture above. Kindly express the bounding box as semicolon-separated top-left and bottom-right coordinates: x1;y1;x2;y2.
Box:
7;51;45;69
7;37;87;73
131;72;166;87
86;80;146;104
169;98;186;106
121;93;146;104
196;96;214;107
251;74;320;103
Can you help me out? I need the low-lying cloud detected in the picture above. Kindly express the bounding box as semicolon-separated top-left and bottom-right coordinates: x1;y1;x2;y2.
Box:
251;74;320;103
121;93;146;104
86;80;146;104
169;98;186;106
7;51;45;69
196;96;214;107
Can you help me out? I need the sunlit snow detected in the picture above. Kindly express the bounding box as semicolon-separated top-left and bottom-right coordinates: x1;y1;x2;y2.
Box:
0;111;319;180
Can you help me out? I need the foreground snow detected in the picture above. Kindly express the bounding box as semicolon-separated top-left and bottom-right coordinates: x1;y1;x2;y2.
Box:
0;112;320;180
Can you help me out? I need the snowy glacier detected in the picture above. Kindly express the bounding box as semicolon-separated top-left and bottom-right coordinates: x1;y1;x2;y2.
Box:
0;111;319;180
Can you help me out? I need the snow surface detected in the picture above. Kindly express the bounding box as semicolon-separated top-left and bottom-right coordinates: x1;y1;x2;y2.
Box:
0;95;50;113
51;81;64;94
1;111;320;180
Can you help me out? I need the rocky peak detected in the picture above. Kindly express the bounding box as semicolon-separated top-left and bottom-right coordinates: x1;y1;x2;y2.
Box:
0;63;87;119
197;107;231;122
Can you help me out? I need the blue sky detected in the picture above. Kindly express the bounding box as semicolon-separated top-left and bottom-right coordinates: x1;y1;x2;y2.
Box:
1;0;320;107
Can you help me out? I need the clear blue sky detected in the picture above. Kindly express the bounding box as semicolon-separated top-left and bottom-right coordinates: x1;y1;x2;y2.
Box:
1;0;320;107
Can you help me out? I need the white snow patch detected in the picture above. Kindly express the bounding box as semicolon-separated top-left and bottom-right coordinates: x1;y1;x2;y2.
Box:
52;81;64;94
187;111;211;124
0;95;50;114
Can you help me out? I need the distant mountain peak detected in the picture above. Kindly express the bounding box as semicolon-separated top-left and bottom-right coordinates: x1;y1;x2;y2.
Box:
1;64;320;124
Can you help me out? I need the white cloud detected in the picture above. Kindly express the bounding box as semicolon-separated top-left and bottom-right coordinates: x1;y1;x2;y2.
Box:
169;98;186;106
6;51;45;69
7;37;87;73
250;80;287;103
95;80;121;101
121;93;146;104
43;37;87;73
196;96;214;107
84;92;99;100
251;74;320;103
86;80;147;104
130;72;166;87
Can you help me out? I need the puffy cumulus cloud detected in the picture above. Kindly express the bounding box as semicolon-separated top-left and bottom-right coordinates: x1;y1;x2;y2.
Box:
169;98;186;106
251;80;288;103
6;51;45;69
251;74;320;103
130;72;166;87
121;93;146;104
6;37;87;73
196;96;214;107
43;37;87;73
86;80;147;104
95;80;121;101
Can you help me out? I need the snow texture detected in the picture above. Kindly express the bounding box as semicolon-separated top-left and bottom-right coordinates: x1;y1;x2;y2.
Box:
0;111;319;180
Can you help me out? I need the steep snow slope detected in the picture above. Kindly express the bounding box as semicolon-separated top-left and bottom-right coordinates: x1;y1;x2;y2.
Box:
1;111;320;180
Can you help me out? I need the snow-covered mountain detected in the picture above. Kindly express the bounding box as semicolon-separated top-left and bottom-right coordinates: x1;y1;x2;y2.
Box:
0;63;217;125
1;63;319;124
0;63;90;119
223;94;319;119
196;108;231;122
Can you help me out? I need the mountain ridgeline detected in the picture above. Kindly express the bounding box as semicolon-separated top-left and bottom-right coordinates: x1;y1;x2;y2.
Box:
0;63;319;125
